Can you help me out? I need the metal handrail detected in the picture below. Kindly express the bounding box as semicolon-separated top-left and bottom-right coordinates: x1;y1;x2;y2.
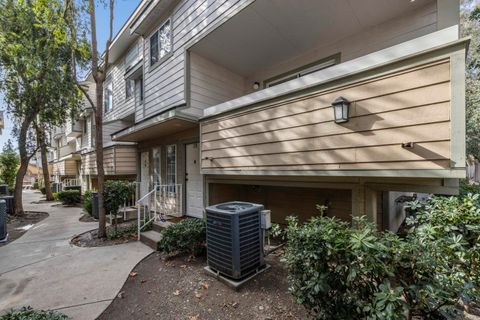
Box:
136;183;183;241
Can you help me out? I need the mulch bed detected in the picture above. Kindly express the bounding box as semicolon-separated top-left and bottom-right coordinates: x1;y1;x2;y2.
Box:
71;221;138;247
0;211;49;246
98;252;308;320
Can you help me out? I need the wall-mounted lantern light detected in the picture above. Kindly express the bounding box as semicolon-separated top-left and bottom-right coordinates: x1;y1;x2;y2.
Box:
331;96;350;123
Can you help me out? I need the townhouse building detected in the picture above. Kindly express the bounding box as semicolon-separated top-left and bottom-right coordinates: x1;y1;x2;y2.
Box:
49;0;466;233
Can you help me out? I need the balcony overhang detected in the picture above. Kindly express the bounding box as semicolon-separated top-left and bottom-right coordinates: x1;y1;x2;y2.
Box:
190;0;439;79
202;27;466;119
112;109;198;142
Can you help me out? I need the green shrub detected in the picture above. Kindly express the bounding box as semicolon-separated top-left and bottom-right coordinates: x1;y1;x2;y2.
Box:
83;189;93;215
459;179;480;196
33;180;39;189
55;190;81;205
1;306;69;320
159;218;206;256
284;194;480;319
40;187;46;195
104;181;132;231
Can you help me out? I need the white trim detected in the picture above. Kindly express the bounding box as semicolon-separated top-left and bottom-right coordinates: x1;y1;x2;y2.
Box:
202;26;461;119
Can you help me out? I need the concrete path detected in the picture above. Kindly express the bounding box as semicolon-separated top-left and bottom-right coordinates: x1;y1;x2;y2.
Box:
0;190;153;320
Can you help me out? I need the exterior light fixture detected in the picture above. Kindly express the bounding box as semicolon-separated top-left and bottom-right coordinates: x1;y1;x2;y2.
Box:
252;82;260;90
331;96;350;123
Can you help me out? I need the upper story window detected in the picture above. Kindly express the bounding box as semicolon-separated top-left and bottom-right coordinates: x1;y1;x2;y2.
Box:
125;79;134;99
150;18;172;67
265;54;339;88
125;43;139;70
104;81;113;113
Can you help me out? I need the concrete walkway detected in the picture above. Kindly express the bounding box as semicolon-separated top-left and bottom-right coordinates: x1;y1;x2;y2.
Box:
0;190;153;320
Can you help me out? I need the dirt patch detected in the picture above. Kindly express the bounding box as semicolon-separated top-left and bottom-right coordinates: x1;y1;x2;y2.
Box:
0;211;49;246
71;221;137;247
79;213;96;222
98;252;308;320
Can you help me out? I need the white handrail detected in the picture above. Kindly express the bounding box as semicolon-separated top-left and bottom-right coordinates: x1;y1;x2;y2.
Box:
137;183;183;241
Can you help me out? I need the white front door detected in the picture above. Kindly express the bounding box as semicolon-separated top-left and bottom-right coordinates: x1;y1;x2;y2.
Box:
140;151;150;197
186;143;203;218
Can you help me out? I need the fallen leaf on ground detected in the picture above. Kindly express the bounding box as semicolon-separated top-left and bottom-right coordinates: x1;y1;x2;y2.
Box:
180;264;187;268
188;315;200;320
140;279;147;283
173;290;180;296
129;272;137;277
200;282;209;290
195;292;203;299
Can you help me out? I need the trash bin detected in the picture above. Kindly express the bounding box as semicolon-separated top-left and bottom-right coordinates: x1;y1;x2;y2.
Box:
92;192;99;219
0;199;7;242
52;182;61;193
205;201;265;279
0;184;8;195
0;196;15;215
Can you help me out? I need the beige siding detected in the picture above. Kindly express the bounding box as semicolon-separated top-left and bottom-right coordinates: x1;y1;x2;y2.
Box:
190;52;246;114
103;120;133;146
141;0;440;120
201;59;452;171
81;145;137;176
246;2;438;89
142;0;254;120
105;39;142;122
53;160;77;176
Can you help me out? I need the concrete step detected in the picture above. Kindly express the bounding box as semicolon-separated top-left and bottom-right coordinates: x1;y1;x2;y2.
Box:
140;230;162;251
152;220;174;233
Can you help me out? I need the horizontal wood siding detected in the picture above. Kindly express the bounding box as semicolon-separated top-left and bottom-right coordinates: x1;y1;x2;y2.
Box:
81;146;137;175
53;160;77;176
142;0;253;120
190;52;246;115
105;39;142;122
201;59;452;172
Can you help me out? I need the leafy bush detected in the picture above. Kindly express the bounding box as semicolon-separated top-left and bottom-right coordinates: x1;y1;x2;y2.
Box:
83;189;93;215
283;194;480;319
33;180;39;189
55;190;81;205
159;218;206;256
40;187;46;195
104;181;132;231
459;179;480;196
1;306;68;320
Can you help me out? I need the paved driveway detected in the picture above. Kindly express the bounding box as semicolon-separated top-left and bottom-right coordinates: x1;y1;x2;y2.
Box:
0;190;153;320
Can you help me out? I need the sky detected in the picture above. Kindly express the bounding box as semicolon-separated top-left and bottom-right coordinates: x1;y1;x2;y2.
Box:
0;0;141;151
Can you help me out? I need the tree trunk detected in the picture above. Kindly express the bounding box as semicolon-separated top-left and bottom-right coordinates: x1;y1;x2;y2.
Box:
35;125;53;201
95;84;106;238
14;117;34;215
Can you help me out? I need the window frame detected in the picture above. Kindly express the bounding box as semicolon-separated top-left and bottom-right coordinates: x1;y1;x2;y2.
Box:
165;144;176;187
264;53;341;88
103;81;113;114
125;78;134;100
149;17;173;69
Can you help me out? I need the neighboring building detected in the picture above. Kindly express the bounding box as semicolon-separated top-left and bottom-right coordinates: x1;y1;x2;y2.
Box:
23;163;39;189
49;0;466;232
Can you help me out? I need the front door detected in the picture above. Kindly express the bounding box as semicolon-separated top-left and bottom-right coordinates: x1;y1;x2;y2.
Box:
185;143;203;218
140;151;150;197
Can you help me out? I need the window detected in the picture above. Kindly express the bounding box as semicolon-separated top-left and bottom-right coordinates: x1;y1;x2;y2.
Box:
83;119;87;134
104;81;113;113
265;55;339;88
149;18;172;67
138;78;144;102
125;43;139;70
166;144;176;186
125;79;134;99
153;148;161;186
